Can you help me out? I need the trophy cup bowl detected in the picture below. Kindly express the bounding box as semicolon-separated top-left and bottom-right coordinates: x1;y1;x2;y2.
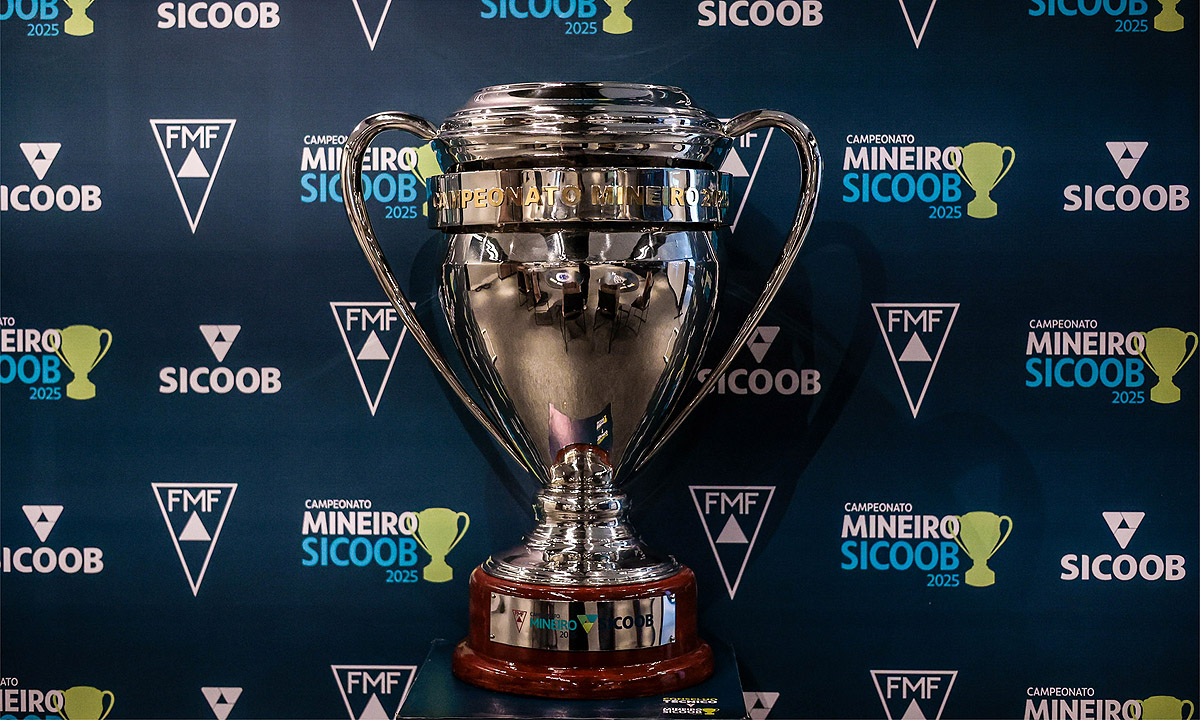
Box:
951;511;1012;587
1141;696;1195;720
57;686;114;720
342;82;820;698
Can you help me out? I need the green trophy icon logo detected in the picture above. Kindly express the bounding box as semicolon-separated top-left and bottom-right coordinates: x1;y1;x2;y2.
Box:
63;0;97;36
57;686;114;720
955;142;1015;219
1141;696;1194;720
603;0;633;34
55;324;112;400
1139;327;1197;404
951;511;1012;587
1153;0;1184;31
413;508;470;582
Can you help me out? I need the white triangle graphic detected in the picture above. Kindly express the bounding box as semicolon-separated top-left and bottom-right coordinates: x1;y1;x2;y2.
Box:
744;692;780;720
357;695;389;720
177;147;211;178
746;326;779;363
22;505;64;542
153;483;237;596
690;486;775;598
899;333;932;362
179;512;212;541
19;142;61;181
898;0;938;48
719;119;775;233
331;665;417;720
202;687;242;720
1105;141;1148;180
901;698;927;720
716;515;749;544
1102;511;1144;550
351;0;394;50
873;303;959;418
356;331;390;360
200;325;241;362
150;119;237;233
720;148;750;177
331;302;410;416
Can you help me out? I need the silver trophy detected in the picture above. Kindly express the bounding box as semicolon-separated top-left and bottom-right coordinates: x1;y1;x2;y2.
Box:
342;82;820;699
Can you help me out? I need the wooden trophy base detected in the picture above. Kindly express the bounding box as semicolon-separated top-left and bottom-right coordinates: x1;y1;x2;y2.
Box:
451;566;714;699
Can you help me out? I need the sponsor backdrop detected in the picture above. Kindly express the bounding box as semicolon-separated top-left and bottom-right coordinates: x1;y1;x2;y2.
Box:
1;1;1197;719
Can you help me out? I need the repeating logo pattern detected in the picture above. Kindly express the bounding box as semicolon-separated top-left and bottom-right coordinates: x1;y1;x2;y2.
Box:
331;302;409;415
873;303;958;417
202;687;242;720
331;665;415;720
150;119;236;232
690;486;775;598
152;483;237;595
872;671;957;720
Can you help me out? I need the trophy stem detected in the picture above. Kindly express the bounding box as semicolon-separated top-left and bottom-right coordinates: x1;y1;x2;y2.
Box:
483;445;680;587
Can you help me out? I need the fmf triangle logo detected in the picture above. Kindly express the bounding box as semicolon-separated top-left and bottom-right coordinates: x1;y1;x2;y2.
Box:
871;670;957;720
718;118;773;232
201;687;242;720
331;302;409;416
152;483;237;596
512;609;527;632
331;665;415;720
350;0;392;50
873;303;959;417
744;691;780;719
19;142;61;181
1106;141;1148;180
690;486;774;598
1102;511;1145;550
200;325;241;362
22;505;64;542
897;0;938;48
150;119;236;232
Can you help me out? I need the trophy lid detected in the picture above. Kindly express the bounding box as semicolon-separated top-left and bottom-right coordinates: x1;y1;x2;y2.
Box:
436;82;732;170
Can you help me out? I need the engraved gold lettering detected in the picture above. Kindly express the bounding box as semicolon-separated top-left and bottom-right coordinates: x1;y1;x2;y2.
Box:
460;189;474;207
524;186;541;205
646;187;661;206
561;185;581;205
474;189;488;208
670;187;685;207
543;186;559;204
628;186;643;204
488;187;504;206
505;186;522;204
685;187;699;205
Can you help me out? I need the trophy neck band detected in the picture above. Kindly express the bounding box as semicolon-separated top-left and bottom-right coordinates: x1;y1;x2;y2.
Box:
429;168;731;228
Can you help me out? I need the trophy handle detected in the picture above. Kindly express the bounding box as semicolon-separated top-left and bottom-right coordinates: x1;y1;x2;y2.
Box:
448;512;471;553
341;112;530;473
950;516;969;557
1182;699;1195;720
1177;332;1198;374
634;110;821;472
989;515;1013;560
92;329;112;371
990;146;1015;191
99;691;115;720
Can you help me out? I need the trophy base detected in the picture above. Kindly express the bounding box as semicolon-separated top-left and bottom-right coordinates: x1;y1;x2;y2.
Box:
451;566;714;699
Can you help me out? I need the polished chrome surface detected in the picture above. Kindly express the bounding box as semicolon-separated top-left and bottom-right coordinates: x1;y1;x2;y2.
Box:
631;110;823;473
435;82;730;168
341;84;821;588
489;590;676;651
430;168;730;227
484;447;679;585
443;231;718;484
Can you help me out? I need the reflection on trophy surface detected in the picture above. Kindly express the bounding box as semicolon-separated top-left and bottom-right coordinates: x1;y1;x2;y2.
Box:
57;686;114;720
63;0;96;36
55;324;112;400
412;508;470;583
604;0;633;34
955;142;1015;219
1138;327;1197;404
1141;696;1195;720
342;82;820;698
951;511;1012;587
1154;0;1184;31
